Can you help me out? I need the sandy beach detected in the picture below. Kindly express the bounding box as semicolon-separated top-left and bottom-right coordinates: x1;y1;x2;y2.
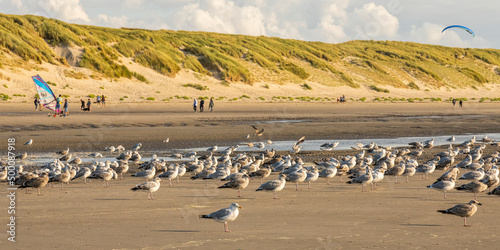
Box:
1;102;499;152
1;102;500;249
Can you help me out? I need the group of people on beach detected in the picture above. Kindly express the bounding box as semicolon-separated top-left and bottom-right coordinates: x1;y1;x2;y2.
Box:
452;98;463;108
337;95;347;104
193;97;214;112
80;99;92;112
96;95;106;107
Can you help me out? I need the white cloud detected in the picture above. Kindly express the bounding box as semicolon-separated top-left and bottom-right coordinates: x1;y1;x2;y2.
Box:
174;0;266;36
97;14;128;28
37;0;90;22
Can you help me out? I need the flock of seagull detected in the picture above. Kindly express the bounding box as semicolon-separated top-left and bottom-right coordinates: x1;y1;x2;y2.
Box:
2;127;500;231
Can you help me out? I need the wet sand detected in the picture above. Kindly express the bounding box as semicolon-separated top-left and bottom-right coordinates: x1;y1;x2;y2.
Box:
1;102;499;152
1;102;500;249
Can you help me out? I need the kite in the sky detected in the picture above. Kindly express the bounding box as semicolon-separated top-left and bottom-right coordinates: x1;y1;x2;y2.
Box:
441;25;475;37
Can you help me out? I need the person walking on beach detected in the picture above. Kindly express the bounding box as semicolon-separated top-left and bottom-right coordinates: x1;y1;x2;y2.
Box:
200;98;205;112
87;99;92;112
101;95;106;107
96;95;101;107
193;98;198;112
63;99;69;117
80;99;85;110
209;97;214;112
54;94;62;117
452;99;456;108
34;96;39;111
459;99;463;108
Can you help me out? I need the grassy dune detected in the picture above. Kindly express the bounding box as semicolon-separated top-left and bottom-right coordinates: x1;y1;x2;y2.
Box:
0;13;500;94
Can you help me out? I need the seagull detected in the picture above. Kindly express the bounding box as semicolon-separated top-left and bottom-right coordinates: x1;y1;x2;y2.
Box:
438;200;481;227
163;138;170;143
131;166;156;180
488;185;500;196
244;134;250;139
131;177;162;200
71;167;92;184
347;167;373;192
69;157;82;165
207;146;218;152
320;142;339;151
131;143;142;151
158;165;179;186
199;203;242;233
286;168;307;191
24;139;33;146
59;153;72;162
218;174;250;197
447;136;455;142
427;177;456;199
256;174;287;199
304;167;319;189
251;125;264;136
256;142;265;149
57;148;70;155
18;172;49;195
104;146;116;152
88;152;103;158
318;166;338;185
456;181;488;199
292;136;305;153
15;152;28;160
248;167;272;183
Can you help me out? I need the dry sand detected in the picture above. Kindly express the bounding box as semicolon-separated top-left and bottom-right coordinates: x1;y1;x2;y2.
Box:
1;102;500;249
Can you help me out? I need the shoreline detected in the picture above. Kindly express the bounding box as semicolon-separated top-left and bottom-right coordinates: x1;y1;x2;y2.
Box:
1;102;499;153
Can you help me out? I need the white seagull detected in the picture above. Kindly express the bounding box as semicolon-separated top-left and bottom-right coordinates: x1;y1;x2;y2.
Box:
199;203;242;233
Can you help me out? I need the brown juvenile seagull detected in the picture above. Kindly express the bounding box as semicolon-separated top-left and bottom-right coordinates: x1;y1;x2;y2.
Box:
438;200;481;227
19;172;49;195
218;174;250;197
251;125;264;136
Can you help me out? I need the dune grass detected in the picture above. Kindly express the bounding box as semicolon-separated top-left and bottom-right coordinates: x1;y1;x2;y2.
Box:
1;13;500;91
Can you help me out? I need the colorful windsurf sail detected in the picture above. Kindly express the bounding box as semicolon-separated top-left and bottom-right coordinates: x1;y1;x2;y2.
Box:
32;75;57;111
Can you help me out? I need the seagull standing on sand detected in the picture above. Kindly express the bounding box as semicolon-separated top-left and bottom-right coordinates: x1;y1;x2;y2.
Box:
131;177;162;200
19;172;49;195
438;200;481;227
456;181;488;199
427;177;456;199
131;143;142;151
24;139;33;146
57;148;70;155
218;174;250;197
199;203;242;233
256;174;287;199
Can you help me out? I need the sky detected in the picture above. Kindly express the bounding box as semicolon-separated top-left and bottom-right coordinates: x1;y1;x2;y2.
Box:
1;0;498;49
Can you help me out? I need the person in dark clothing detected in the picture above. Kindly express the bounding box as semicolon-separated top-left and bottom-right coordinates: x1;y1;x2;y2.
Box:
452;99;456;107
34;97;39;110
81;99;85;110
459;100;463;108
200;99;205;112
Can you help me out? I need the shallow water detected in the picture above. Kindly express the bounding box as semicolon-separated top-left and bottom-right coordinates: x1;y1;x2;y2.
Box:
23;133;499;166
